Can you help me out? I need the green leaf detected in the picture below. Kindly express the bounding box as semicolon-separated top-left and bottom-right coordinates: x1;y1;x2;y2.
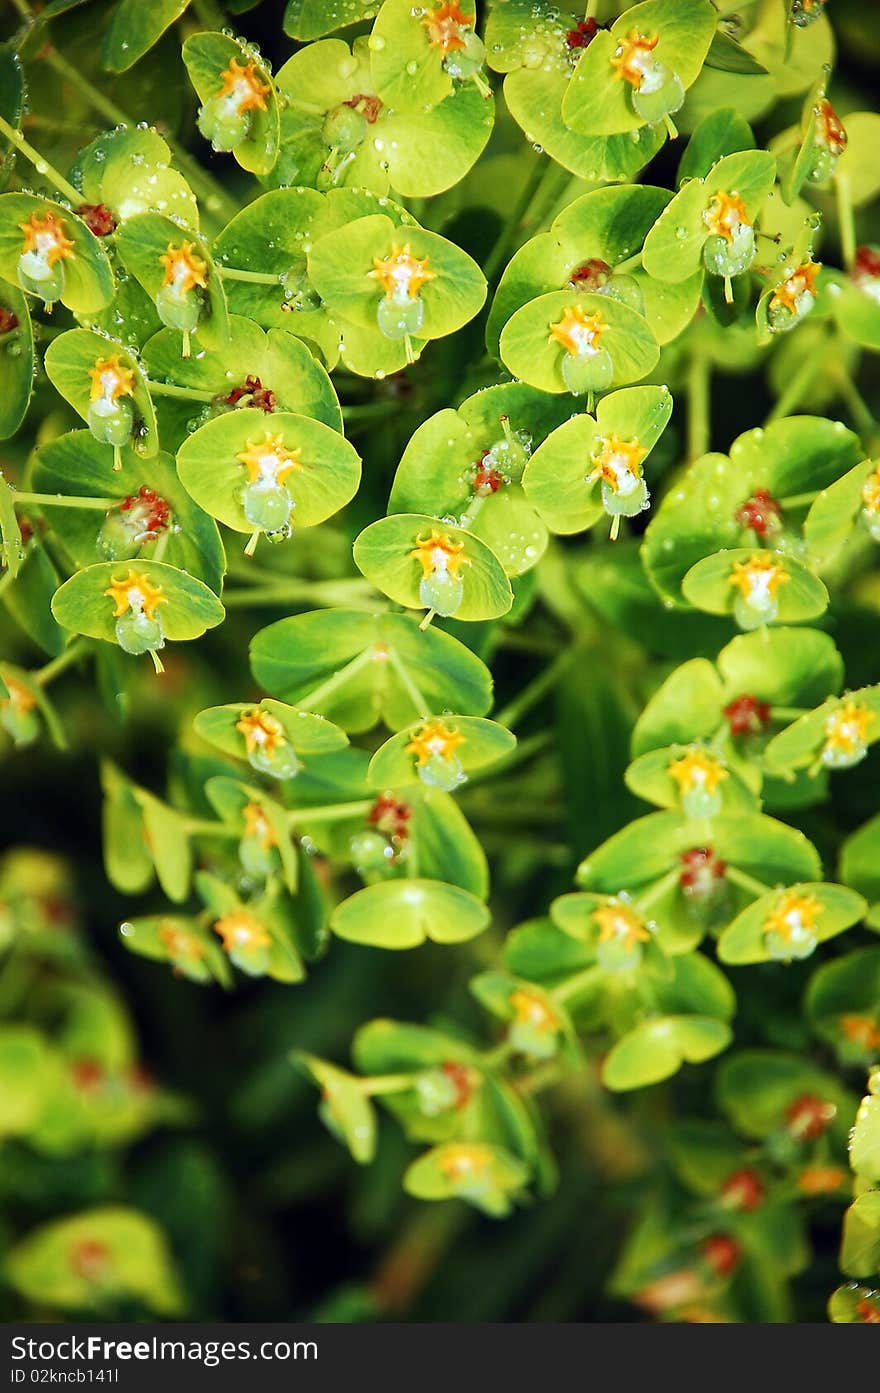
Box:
602;1015;732;1092
182;31;280;176
118;913;231;987
764;686;880;775
74;126;199;229
682;547;828;625
368;715;515;790
840;1193;880;1279
51;560;225;648
33;432;226;594
804;459;878;567
368;0;478;113
718;882;866;965
352;1019;479;1074
175;407;361;537
677;109;757;185
631;659;724;755
103;0;190;73
716;1049;857;1143
499;289;658;395
834;113;880;208
703;31;768;77
5;1207;185;1315
204;776;299;893
806;948;880;1069
841;812;880;907
0;194;115;313
0;279;33;439
0;468;24;579
134;790;192;904
193;699;348;768
403;1141;529;1218
284;0;380;40
850;1091;880;1183
0;1026;58;1139
44;328;159;457
330;877;490;948
353;513;512;621
250;609;492;733
563;0;718;137
625;742;757;814
100;760;153;896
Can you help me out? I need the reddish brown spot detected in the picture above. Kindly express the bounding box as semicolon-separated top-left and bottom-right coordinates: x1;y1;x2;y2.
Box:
720;1168;765;1211
567;257;612;292
70;1058;105;1091
0;307;19;333
368;794;411;848
856;1298;880;1323
473;450;505;495
343;93;383;124
224;374;276;412
120;485;171;541
679;846;726;895
566;17;599;49
74;203;117;237
854;245;880;283
701;1234;740;1277
126;1063;155;1093
735;488;782;537
69;1238;110;1281
441;1060;476;1111
786;1093;836;1141
18;516;34;544
724;694;771;737
40;892;72;926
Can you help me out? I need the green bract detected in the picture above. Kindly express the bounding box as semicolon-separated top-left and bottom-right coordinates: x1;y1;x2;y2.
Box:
499;289;658;396
115;213;228;352
353;512;512;619
44;328;158;457
50;559;225;649
184;32;280;175
73;126;198;228
0;193;114;313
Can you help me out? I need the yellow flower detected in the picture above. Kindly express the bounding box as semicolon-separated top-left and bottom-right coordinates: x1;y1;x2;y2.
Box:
421;2;473;56
19;210;75;267
611;30;659;88
237;433;302;486
88;355;135;403
406;719;466;766
729;552;790;601
369;245;435;301
214;910;271;953
590;434;647;493
548;305;607;357
763;890;821;944
243;802;276;850
159;241;208;293
410;528;470;580
159;922;204;961
439;1143;492;1181
824;700;874;756
217;56;270;113
702;191;751;244
509;989;559;1034
1;675;36;714
667;749;727;798
840;1014;880;1050
235;708;287;758
861;466;880;515
103;568;167;621
593;901;650;950
797;1165;847;1195
770;260;820;315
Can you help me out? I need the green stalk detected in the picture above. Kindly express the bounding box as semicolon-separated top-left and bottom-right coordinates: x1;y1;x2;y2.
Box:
764;351;822;424
361;1074;415;1097
388;646;432;719
725;865;773;899
35;639;89;687
287;800;374;825
634;867;682;914
494;648;577;731
0;112;82;205
217;266;286;286
294;647;375;712
146;380;218;404
12;492;115;510
835;171;857;271
483;155;553;288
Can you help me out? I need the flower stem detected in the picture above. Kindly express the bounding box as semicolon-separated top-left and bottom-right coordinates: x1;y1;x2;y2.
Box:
294;647;375;712
0;111;82;205
634;866;682;913
34;639;89;687
764;351;822;424
287;800;374;825
725;865;773;899
361;1073;415;1097
494;647;576;731
11;492;115;510
221;578;377;610
687;348;711;461
835;171;856;271
146;379;217;404
217;266;286;285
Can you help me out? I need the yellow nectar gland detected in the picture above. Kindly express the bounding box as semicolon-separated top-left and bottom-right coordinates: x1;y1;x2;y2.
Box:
797;1165;847;1195
840;1014;880;1050
861;467;880;516
1;676;36;714
103;568;167;622
159;922;204;961
510;989;559;1034
159;241;208;294
237;433;302;487
824;700;874;756
18;210;75;267
667;749;727;798
593;901;650;950
406;719;466;766
763;890;821;945
611;30;659;88
217;57;270;114
214;910;271;953
88;355;135;404
411;529;470;581
729;552;790;602
440;1143;492;1181
590;434;647;493
702;191;751;244
770;260;820;315
235;708;287;758
243;802;277;850
548;305;607;358
369;245;435;301
422;2;473;56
